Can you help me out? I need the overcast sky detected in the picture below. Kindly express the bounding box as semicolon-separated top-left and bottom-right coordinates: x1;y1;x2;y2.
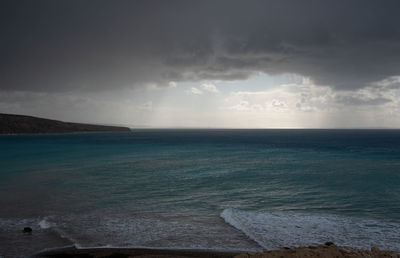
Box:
2;0;400;128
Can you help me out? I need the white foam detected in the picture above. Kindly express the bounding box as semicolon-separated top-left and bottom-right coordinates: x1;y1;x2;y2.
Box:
38;217;52;229
50;213;260;251
220;208;400;251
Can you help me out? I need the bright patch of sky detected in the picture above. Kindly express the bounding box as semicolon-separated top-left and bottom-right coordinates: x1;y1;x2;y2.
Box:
2;73;400;128
117;73;400;128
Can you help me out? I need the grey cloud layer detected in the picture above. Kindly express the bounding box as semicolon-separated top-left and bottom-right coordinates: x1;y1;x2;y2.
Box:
1;0;400;92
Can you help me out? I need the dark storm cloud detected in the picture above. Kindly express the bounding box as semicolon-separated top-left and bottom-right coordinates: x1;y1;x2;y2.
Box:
335;96;391;106
1;0;400;92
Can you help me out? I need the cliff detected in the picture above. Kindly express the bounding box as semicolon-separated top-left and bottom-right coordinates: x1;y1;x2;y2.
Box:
0;113;131;134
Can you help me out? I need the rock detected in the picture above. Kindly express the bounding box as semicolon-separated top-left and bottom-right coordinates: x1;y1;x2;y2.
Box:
23;227;32;233
235;254;249;258
371;246;380;253
324;241;335;246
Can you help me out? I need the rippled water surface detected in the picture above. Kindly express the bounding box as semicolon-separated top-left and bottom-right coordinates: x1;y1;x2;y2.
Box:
1;130;400;257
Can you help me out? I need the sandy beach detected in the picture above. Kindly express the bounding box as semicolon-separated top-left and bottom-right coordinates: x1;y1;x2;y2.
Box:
32;243;400;258
32;246;241;258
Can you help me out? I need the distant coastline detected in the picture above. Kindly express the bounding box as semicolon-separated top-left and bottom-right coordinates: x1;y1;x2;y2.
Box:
0;113;131;134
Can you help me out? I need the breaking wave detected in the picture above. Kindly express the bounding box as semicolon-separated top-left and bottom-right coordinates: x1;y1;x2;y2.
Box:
220;208;400;251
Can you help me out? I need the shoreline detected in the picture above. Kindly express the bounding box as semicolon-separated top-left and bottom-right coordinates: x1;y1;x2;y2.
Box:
31;243;400;258
31;246;243;257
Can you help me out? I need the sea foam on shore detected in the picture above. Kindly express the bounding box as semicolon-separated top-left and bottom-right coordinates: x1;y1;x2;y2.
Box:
221;208;400;252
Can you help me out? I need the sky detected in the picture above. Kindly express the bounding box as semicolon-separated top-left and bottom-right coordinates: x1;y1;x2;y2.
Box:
1;0;400;128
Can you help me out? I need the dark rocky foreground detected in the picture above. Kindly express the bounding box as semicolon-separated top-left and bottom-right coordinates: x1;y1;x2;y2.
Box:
32;246;241;258
0;113;131;134
236;243;400;258
31;244;400;258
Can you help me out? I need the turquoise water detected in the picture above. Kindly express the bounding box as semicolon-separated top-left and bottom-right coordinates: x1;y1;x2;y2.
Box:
1;130;400;257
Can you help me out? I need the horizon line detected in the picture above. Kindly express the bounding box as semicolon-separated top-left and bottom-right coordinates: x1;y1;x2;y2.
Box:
129;127;400;130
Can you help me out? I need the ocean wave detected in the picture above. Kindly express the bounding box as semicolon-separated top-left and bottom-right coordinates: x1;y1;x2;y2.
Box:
220;208;400;251
18;213;259;251
38;217;54;229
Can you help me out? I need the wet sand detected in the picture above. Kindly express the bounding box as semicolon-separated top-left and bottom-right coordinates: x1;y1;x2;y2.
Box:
32;246;242;258
32;243;400;258
236;243;400;258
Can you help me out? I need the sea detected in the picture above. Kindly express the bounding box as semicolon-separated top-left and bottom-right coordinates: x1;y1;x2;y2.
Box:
0;129;400;257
